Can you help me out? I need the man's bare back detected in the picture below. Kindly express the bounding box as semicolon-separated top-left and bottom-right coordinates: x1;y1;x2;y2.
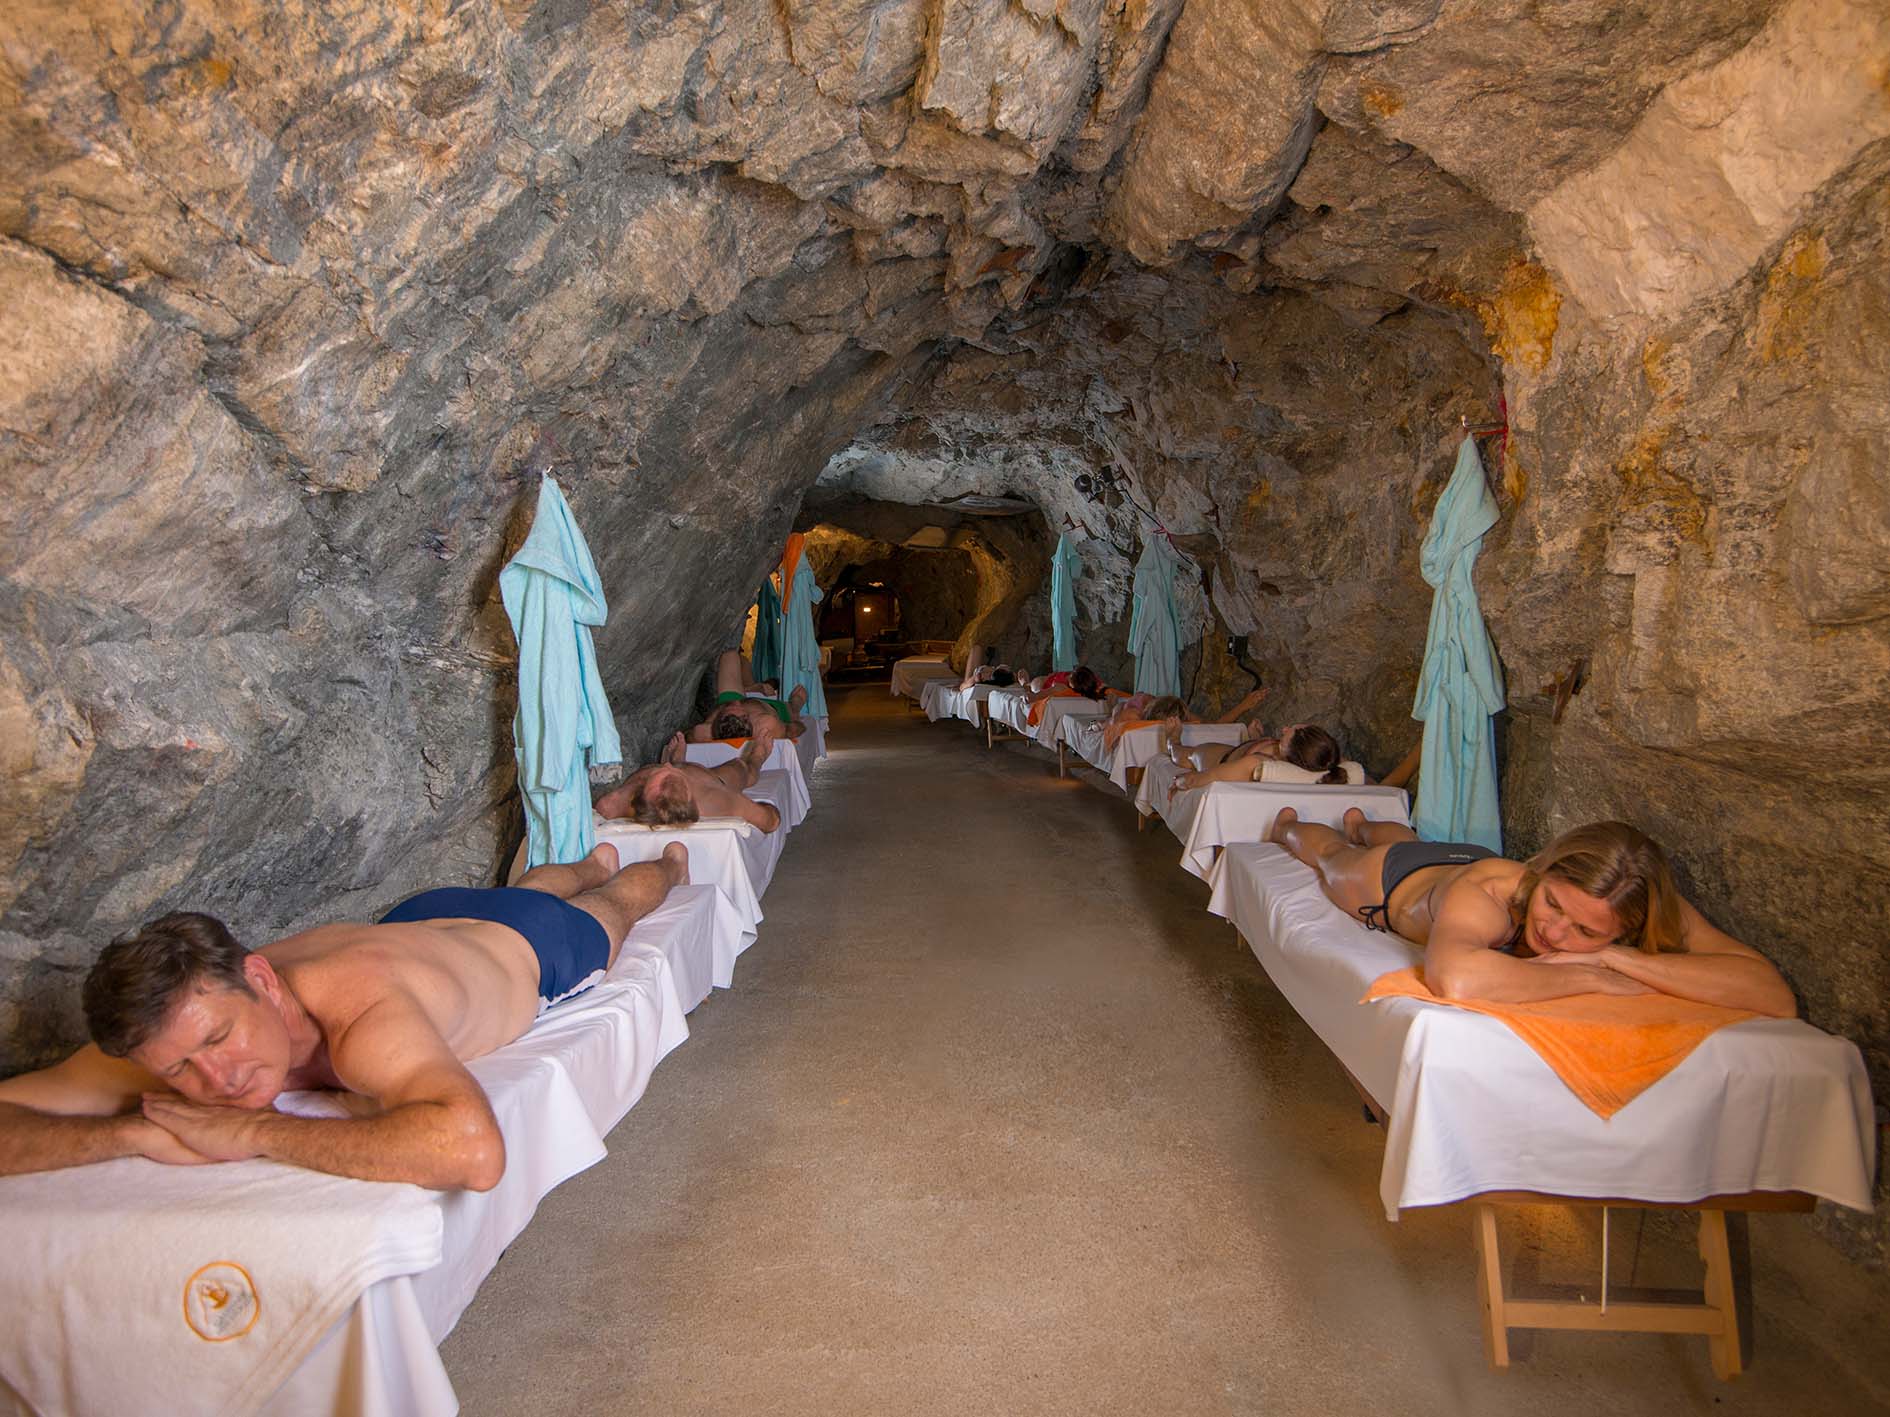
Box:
0;842;688;1189
595;731;781;832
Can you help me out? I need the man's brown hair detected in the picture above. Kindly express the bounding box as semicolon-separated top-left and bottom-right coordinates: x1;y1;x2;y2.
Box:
631;778;701;827
82;912;252;1057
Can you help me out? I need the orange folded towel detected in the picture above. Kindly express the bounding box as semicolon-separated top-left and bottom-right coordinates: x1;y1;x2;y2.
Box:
1102;716;1161;750
1362;966;1759;1119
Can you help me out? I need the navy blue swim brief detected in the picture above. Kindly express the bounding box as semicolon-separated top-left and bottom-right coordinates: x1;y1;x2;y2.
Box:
378;886;610;1009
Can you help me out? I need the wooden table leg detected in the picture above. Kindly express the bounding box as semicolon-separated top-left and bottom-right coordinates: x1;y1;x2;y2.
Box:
1057;742;1066;778
1473;1204;1511;1369
1699;1210;1743;1379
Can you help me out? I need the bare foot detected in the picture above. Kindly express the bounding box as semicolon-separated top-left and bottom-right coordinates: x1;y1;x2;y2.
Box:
787;684;808;714
663;731;687;764
660;840;690;887
1342;806;1367;846
1160;714;1182;752
1268;806;1299;845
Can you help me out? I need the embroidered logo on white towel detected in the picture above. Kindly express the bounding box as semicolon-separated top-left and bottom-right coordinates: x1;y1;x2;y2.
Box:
183;1261;259;1342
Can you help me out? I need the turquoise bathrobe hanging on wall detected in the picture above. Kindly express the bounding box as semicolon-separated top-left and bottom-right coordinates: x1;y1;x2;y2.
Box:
499;475;623;869
1050;533;1081;671
1127;534;1183;696
1412;437;1505;853
751;577;783;685
778;535;829;719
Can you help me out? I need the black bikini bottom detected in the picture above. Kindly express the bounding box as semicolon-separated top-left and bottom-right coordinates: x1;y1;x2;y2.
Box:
1358;840;1497;932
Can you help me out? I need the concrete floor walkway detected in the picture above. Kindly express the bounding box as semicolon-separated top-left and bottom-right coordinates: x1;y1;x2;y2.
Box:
442;686;1889;1416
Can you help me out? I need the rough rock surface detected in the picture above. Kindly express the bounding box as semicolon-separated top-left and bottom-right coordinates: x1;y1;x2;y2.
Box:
1;0;1887;1269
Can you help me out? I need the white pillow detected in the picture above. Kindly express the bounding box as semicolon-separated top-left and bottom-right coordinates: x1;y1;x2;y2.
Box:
1255;758;1367;786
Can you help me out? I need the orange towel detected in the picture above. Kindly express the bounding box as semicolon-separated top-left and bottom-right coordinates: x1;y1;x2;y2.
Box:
777;532;807;609
1026;687;1080;727
1102;716;1161;751
1362;966;1758;1119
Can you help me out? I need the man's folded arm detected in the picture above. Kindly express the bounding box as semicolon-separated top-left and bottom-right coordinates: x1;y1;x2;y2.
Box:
142;997;505;1191
0;1049;197;1175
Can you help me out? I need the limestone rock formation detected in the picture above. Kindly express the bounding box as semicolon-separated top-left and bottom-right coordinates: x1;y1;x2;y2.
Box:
2;0;1887;1266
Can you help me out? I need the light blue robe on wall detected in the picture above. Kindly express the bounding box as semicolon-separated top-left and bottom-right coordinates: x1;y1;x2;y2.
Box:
1050;533;1081;672
1412;437;1505;853
779;548;829;719
1128;534;1183;696
499;475;623;869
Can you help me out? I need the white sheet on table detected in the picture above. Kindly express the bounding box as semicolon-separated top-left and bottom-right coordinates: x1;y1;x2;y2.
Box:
955;683;996;727
985;687;1034;737
889;657;955;698
1135;754;1411;878
1206;843;1878;1218
920;677;959;722
598;822;761;957
797;716;827;771
1030;694;1109;747
1059;716;1113;774
1113;722;1244;788
1;887;713;1417
684;739;811;829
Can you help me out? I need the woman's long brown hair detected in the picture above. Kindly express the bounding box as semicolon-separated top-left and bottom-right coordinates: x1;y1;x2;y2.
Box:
1509;821;1685;954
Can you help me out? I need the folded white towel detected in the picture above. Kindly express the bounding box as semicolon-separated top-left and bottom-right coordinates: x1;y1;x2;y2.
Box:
0;1141;444;1416
1255;758;1366;786
594;813;756;836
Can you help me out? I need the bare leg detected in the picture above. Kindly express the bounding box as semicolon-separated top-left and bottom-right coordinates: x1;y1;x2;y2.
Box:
564;842;690;967
1268;807;1399;922
1159;714;1184;757
713;649;744;696
1342;805;1417;849
516;843;620;899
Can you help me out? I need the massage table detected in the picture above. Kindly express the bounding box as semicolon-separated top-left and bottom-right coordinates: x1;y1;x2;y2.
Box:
1056;719;1246;790
889;655;955;700
1206;843;1878;1375
919;680;997;729
1135;753;1411;879
684;738;812;829
1026;693;1110;749
795;716;827;777
0;884;737;1417
982;686;1035;745
950;682;997;728
920;676;960;723
594;768;796;956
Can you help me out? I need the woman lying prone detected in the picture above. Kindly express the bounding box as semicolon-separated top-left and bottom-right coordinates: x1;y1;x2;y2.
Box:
1166;719;1352;789
1267;812;1795;1015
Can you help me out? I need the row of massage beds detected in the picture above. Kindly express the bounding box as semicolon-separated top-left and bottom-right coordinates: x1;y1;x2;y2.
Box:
900;674;1878;1376
0;722;829;1417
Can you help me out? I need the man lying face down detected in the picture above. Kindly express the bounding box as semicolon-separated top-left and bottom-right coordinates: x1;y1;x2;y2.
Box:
687;648;809;743
594;727;782;833
0;843;689;1188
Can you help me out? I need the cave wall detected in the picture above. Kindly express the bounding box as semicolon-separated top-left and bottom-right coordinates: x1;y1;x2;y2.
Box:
2;0;1887;1269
